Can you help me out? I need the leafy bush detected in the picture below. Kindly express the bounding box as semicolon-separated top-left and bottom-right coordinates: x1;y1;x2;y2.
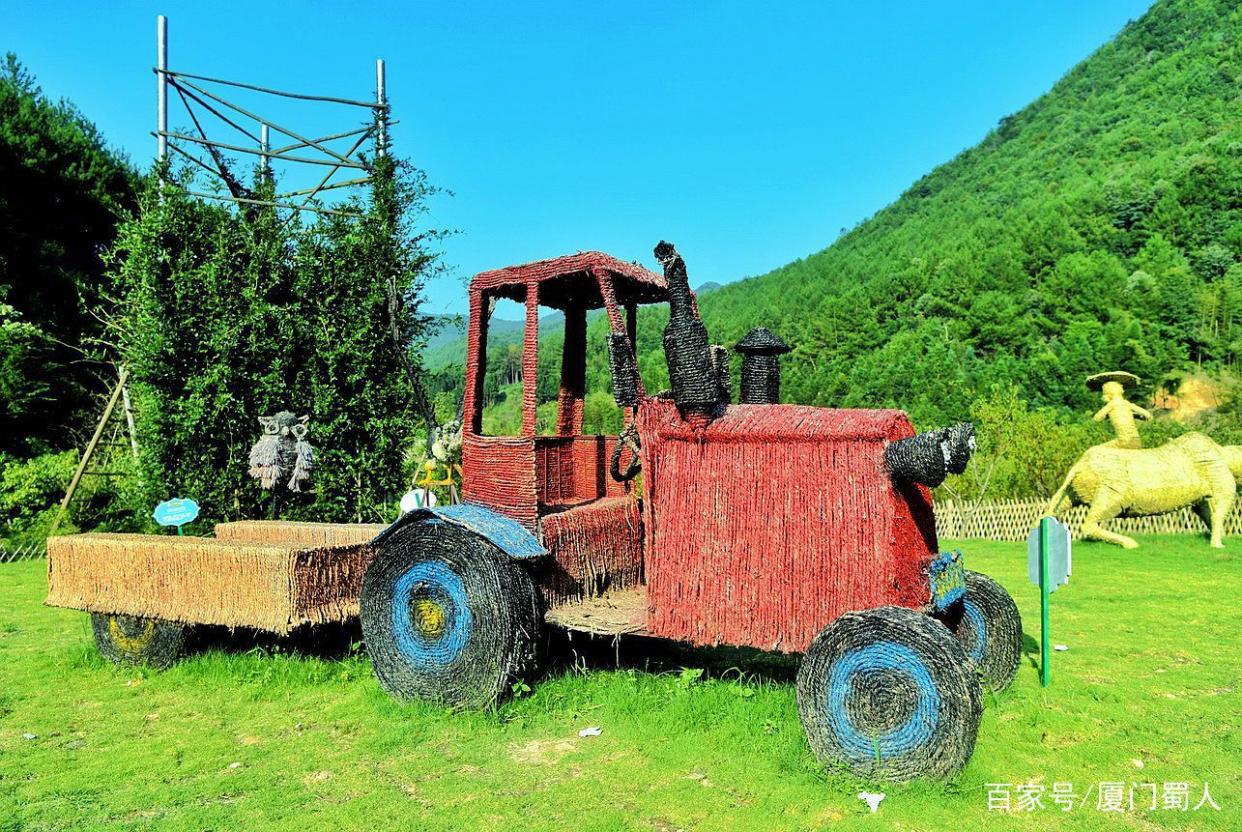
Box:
0;451;75;546
110;158;441;524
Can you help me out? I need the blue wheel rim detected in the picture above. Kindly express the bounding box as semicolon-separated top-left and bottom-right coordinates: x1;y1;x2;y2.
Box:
826;641;941;760
391;561;473;667
961;600;987;662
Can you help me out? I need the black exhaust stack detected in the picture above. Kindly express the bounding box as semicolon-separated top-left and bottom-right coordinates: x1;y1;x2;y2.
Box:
734;327;791;404
655;241;720;414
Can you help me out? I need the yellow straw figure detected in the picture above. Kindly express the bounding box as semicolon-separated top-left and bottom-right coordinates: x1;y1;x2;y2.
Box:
1087;371;1150;449
415;458;462;505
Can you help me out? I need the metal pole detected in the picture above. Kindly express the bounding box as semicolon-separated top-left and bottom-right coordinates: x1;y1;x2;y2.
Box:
376;58;387;156
1039;515;1052;687
157;15;168;165
260;124;270;177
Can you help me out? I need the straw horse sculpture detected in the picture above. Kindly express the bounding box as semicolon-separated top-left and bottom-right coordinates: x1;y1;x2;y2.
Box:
1047;432;1242;549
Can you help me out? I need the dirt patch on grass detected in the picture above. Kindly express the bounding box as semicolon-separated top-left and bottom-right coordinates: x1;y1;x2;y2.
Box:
509;738;578;764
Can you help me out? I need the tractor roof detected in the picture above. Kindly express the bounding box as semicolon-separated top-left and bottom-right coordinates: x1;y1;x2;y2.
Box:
470;251;668;311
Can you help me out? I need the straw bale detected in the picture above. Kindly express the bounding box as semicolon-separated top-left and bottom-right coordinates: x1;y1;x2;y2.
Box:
360;520;540;708
937;571;1022;692
213;520;385;547
46;532;375;633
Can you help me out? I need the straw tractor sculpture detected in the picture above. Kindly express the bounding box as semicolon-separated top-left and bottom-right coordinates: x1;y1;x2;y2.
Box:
47;244;1022;782
1047;374;1242;549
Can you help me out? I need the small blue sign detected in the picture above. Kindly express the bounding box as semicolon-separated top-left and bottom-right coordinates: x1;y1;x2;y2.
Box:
1028;518;1072;590
153;497;200;529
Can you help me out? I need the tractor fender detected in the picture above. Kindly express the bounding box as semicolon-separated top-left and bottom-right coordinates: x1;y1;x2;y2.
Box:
371;502;547;560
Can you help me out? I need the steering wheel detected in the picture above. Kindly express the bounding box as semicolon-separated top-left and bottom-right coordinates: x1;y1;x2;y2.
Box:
609;423;642;483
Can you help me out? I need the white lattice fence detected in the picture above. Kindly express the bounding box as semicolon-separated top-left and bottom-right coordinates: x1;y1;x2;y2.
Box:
0;544;47;563
936;499;1242;542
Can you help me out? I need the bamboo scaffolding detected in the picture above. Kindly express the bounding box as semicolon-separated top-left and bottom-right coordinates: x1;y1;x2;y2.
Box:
158;67;382;109
276;175;372;199
155;131;367;169
170;76;360;166
183;189;363;217
267;123;394;156
284;127;374;217
168;77;263;144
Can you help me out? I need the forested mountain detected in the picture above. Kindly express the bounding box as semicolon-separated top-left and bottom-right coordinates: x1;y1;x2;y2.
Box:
677;0;1240;426
449;0;1239;438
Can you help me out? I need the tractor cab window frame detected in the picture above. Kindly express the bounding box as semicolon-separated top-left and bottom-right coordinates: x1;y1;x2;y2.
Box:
467;283;540;439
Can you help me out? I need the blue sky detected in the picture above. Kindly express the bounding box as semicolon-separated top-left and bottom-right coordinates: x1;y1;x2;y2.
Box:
5;0;1154;315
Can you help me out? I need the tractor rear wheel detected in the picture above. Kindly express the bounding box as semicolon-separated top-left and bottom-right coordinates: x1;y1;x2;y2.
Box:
796;606;982;781
360;520;541;709
941;571;1023;692
90;613;186;669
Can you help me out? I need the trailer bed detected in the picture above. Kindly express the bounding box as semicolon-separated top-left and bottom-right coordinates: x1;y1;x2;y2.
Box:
46;522;385;633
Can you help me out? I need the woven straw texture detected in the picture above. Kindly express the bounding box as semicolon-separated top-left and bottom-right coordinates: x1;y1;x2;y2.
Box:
534;497;643;606
90;612;186;668
739;354;781;404
657;242;719;412
462;433;539;528
938;572;1022;691
1047;432;1241;548
637;400;938;652
46;530;376;633
360;520;541;708
607;332;641;407
535;437;630;507
213;520;385;547
797;605;982;781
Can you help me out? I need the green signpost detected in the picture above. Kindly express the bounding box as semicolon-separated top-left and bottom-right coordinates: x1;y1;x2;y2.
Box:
1028;516;1071;687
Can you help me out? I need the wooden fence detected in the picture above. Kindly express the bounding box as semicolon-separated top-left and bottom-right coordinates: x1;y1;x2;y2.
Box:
936;498;1242;542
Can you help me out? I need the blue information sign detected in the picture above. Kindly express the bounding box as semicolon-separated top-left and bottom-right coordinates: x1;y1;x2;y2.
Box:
153;497;199;530
1028;518;1071;590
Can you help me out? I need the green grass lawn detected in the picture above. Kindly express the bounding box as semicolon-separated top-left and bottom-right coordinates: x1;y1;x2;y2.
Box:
1;536;1237;831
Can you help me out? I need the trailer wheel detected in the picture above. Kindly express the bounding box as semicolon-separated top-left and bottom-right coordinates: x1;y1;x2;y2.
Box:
797;606;982;781
941;571;1023;692
360;520;541;709
90;613;186;669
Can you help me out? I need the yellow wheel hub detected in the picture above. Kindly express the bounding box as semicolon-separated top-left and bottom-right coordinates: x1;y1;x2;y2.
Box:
413;599;447;639
107;616;156;653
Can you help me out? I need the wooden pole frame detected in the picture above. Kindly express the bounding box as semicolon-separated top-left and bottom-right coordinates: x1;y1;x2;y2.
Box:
153;15;388;218
50;369;130;536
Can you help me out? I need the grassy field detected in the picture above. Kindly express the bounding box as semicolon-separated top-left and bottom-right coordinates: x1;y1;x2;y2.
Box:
0;536;1237;831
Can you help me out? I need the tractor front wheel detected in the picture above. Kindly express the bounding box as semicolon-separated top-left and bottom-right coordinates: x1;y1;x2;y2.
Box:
796;606;982;781
360;520;541;709
939;571;1023;692
90;613;187;669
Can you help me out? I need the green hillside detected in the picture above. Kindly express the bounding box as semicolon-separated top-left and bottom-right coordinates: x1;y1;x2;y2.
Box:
454;0;1239;436
684;0;1240;425
449;0;1240;484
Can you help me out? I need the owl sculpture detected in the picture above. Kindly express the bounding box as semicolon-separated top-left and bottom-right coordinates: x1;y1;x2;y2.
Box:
248;411;315;492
